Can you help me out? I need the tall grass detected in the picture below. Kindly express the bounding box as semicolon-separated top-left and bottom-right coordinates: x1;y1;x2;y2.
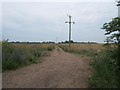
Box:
2;41;55;72
59;44;105;57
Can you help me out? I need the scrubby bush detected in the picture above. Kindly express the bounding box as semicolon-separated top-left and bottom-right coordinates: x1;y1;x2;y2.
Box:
47;46;54;51
2;40;18;71
89;46;120;88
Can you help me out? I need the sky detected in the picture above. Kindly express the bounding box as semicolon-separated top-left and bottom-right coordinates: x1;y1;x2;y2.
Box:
1;0;119;43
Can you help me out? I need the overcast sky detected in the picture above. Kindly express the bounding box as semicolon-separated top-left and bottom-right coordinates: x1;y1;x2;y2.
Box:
1;0;118;43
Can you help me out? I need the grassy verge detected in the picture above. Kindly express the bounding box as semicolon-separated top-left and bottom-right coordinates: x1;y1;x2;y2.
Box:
2;41;55;72
58;44;120;88
89;49;119;88
58;44;104;57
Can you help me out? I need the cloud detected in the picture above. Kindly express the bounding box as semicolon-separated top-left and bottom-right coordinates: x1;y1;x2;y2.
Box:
1;0;115;2
2;2;118;42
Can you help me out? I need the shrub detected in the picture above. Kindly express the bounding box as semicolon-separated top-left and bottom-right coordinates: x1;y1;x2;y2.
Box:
2;40;17;71
47;47;53;51
47;45;55;51
89;49;119;88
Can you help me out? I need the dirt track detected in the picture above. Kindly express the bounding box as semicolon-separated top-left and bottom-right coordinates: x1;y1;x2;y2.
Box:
2;47;90;88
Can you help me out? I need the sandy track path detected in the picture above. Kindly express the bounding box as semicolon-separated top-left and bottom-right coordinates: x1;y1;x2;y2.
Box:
2;46;90;88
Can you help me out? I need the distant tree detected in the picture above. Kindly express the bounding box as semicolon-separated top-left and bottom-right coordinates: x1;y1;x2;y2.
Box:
70;40;74;43
65;41;69;43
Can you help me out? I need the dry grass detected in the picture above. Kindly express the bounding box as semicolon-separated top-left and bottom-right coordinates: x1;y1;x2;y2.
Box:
68;44;104;50
14;44;54;50
58;44;105;57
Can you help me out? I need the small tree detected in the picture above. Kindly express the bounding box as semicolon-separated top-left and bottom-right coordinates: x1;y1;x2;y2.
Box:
102;17;120;67
102;17;120;44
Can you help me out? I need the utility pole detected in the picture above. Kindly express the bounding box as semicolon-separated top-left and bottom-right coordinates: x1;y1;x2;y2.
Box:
116;0;120;43
117;0;120;17
56;37;58;45
65;15;75;47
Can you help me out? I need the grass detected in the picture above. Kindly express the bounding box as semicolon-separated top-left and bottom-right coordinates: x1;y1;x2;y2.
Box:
58;44;105;57
58;43;120;88
2;41;55;72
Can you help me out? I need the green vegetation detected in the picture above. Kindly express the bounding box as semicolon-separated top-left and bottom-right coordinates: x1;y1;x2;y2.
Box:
59;43;120;88
89;45;120;88
47;46;54;51
2;40;55;72
102;17;120;67
88;17;120;88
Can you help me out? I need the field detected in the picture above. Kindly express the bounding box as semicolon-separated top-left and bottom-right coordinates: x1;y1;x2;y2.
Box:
58;44;105;57
2;41;55;72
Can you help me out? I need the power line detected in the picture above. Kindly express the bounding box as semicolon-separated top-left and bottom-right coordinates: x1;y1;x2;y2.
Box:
65;15;75;47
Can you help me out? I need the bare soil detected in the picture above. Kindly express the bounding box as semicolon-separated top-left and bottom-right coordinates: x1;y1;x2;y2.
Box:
2;46;90;88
